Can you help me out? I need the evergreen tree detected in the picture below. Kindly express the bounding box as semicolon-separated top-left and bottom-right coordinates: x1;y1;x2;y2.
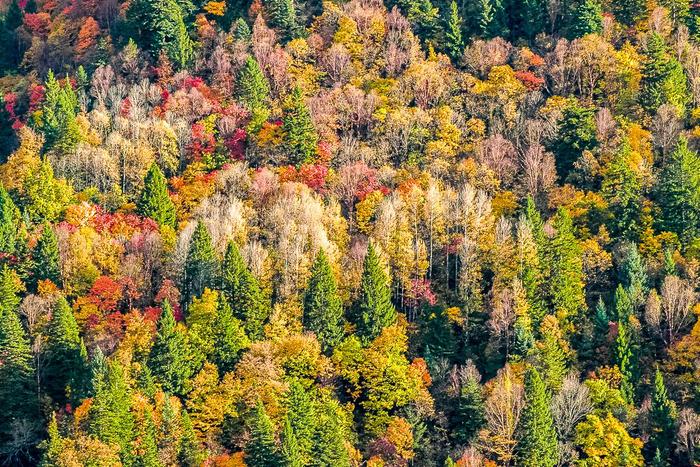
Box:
619;242;648;307
655;137;700;243
303;249;345;351
221;241;270;340
535;320;568;392
237;56;271;131
516;0;547;40
593;297;609;354
477;0;495;37
267;0;301;41
640;33;689;115
44;296;84;402
212;294;250;373
233;17;252;41
452;370;486;445
136;411;160;467
178;409;204;467
407;0;440;43
616;318;638;403
515;367;558;467
183;221;218;307
573;0;603;37
32;224;61;288
444;0;465;62
549;208;585;325
285;380;316;461
148;301;196;396
246;401;283;467
310;400;350;467
41;71;80;153
354;243;397;344
0;184;20;255
137;163;177;229
281;417;303;467
40;412;62;466
602;139;643;240
614;284;633;322
613;0;648;26
282;86;319;166
550;101;598;180
649;368;677;462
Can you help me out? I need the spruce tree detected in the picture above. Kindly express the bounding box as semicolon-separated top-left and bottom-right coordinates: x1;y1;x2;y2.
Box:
237;56;271;131
619;242;648;307
452;371;486;445
267;0;301;42
535;320;568;392
285;380;316;460
183;221;218;308
281;417;303;467
303;249;345;351
221;241;270;340
137;163;177;229
649;368;677;462
148;301;195;396
246;401;283;467
41;71;80;153
640;33;689;115
549;208;585;325
602;139;643;240
212;294;250;373
444;0;465;62
178;409;205;467
44;296;84;402
136;411;160;467
550;101;598;180
233;17;252;41
567;0;603;38
354;243;397;344
282;86;319;166
515;367;558;467
613;0;648;26
0;184;20;255
593;297;609;355
477;0;495;37
614;284;633;322
41;412;62;466
616;318;638;403
655;136;700;243
310;401;350;467
32;224;61;288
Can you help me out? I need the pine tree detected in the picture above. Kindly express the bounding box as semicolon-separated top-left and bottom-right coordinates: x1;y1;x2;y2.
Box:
613;0;648;26
303;249;345;351
183;221;218;308
212;294;250;373
0;184;20;255
221;241;270;340
32;223;61;288
310;400;350;467
549;208;585;326
567;0;603;38
137;163;177;229
281;417;303;467
178;409;205;467
593;297;609;353
477;0;495;37
285;380;316;460
444;0;465;62
246;401;283;467
282;86;319;166
640;33;689;115
649;368;677;462
452;371;486;445
44;296;84;402
535;318;568;392
515;367;558;467
148;301;196;396
354;243;397;344
655;137;700;243
233;17;252;41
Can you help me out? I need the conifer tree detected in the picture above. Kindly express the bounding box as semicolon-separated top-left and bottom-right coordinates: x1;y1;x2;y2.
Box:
567;0;603;38
221;240;270;340
549;208;585;325
551;101;598;180
655;137;700;243
178;409;205;467
44;296;84;402
237;56;271;131
614;284;633;322
640;33;689;115
515;367;558;467
517;0;547;40
535;319;568;392
148;301;195;396
234;17;252;41
0;184;20;255
407;0;440;43
282;86;319;166
477;0;495;37
354;243;397;344
267;0;301;41
246;401;283;467
137;411;160;467
0;265;20;316
41;71;80;153
212;295;250;373
649;368;677;462
616;318;638;403
452;370;486;445
613;0;648;26
303;249;345;351
619;242;648;307
183;221;218;307
137;163;177;229
444;1;465;62
593;297;609;353
311;401;350;467
41;412;62;466
285;380;316;460
32;224;61;288
281;417;303;467
602;139;643;240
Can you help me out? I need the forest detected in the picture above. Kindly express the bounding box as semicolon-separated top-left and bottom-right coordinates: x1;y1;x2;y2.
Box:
1;0;700;465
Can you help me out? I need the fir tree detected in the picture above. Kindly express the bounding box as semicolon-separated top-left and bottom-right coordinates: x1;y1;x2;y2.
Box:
303;249;345;351
616;318;638;403
354;243;397;344
178;409;205;467
148;301;196;396
136;411;160;467
549;208;585;325
515;367;558;467
593;297;609;355
41;71;80;153
285;380;316;460
550;101;598;180
614;284;633;322
233;17;252;41
137;163;177;229
221;241;270;340
44;296;84;402
32;223;61;288
640;33;689;115
310;401;350;467
619;242;649;307
40;412;62;466
212;294;250;373
477;0;495;37
567;0;603;38
613;0;648;26
282;86;319;166
444;0;465;62
237;56;271;131
267;0;301;41
452;370;486;445
535;320;568;392
183;221;218;308
649;368;677;462
281;417;303;467
602;139;643;240
246;401;283;467
0;184;20;255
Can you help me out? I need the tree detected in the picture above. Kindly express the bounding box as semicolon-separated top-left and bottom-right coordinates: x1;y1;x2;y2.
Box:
148;301;196;396
285;380;316;461
137;163;177;229
640;33;689;115
452;367;486;445
549;208;585;326
515;367;558;467
550;101;598;180
136;411;160;467
267;0;301;41
40;71;80;153
183;221;218;308
614;284;633;322
32;224;61;288
281;417;303;467
655;137;700;243
212;295;249;373
282;86;319;166
619;243;648;308
178;409;205;467
613;0;648;26
602;139;643;240
575;413;644;466
246;401;283;467
444;1;465;62
310;400;350;467
353;243;397;344
616;318;638;403
648;369;677;462
567;0;603;38
303;249;345;351
44;296;84;402
237;56;271;131
0;184;21;255
221;241;270;340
